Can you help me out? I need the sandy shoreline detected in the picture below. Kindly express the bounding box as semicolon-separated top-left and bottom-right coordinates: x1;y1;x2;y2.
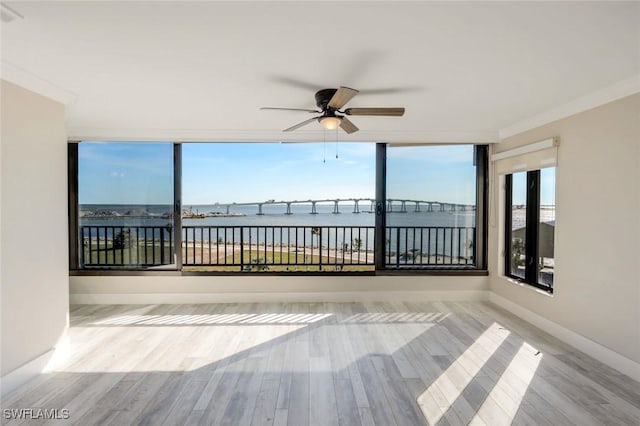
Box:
181;241;471;265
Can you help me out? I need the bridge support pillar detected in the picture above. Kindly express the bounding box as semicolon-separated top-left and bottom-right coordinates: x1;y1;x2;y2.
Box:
353;200;360;213
400;201;407;213
332;200;340;214
257;204;264;215
428;203;433;212
285;203;292;215
414;202;420;212
310;201;317;214
387;201;393;212
440;204;445;212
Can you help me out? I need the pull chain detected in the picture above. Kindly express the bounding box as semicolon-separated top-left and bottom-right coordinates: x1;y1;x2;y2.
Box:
323;130;326;163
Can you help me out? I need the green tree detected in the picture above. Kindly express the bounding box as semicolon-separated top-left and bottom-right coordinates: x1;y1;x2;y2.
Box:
113;230;130;249
511;238;526;269
352;238;363;251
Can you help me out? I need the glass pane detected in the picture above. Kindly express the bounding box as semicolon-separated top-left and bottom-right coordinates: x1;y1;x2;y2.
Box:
509;171;527;279
538;167;555;287
78;142;175;269
181;143;375;272
385;145;477;268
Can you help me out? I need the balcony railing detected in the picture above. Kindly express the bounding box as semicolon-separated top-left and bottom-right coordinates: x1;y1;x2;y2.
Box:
385;226;475;267
79;225;475;270
182;225;374;271
80;225;173;267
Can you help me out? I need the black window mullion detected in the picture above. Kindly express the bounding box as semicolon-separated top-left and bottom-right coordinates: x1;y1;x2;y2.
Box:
374;143;386;270
173;142;182;270
504;174;513;277
475;145;488;269
525;170;540;284
68;142;80;270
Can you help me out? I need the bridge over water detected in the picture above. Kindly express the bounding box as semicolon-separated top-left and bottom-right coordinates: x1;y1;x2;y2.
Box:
212;198;475;215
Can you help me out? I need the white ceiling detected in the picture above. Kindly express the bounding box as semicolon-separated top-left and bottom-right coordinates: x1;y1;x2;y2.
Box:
2;1;639;143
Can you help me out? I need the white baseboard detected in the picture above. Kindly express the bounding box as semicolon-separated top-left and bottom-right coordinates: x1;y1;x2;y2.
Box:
70;290;489;305
0;349;54;397
489;292;640;383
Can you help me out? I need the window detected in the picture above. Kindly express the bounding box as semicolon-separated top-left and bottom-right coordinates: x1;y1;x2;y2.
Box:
70;142;177;269
504;167;555;291
69;141;488;274
384;144;486;269
180;142;375;272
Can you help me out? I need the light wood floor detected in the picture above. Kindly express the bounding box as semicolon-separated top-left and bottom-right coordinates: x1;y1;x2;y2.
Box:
2;302;639;425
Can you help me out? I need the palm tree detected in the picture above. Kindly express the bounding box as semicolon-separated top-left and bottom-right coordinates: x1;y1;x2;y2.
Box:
311;227;321;267
408;248;420;261
352;237;363;251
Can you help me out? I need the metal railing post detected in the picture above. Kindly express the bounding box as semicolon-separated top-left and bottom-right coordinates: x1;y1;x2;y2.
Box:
396;227;400;267
240;228;244;268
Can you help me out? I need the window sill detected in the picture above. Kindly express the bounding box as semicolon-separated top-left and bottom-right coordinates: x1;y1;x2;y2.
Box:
70;269;489;277
499;275;554;296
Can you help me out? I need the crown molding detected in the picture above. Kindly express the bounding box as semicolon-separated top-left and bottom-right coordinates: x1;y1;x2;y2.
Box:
1;60;77;105
67;127;498;144
499;74;640;140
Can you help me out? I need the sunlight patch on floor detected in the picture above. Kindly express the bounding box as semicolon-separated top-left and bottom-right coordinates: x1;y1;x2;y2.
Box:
340;312;450;323
62;323;311;373
472;342;542;424
417;322;510;424
91;312;333;326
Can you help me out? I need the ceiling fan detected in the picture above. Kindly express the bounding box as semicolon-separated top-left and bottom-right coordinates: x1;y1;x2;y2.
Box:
261;86;405;134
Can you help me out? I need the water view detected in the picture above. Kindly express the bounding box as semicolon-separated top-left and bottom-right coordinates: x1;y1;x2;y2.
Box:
77;142;483;271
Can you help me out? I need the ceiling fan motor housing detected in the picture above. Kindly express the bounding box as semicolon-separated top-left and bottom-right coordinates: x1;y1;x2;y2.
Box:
262;85;404;134
315;88;338;110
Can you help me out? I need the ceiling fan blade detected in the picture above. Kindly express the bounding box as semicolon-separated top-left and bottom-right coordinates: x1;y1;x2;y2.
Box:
339;117;359;134
358;87;423;95
344;107;405;117
261;107;319;113
283;117;319;132
328;86;359;109
268;75;323;91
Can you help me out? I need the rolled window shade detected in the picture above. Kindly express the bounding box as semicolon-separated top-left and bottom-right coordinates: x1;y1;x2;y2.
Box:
492;138;558;174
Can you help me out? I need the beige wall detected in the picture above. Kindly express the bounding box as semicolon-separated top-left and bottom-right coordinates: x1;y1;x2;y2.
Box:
1;81;68;377
489;93;640;364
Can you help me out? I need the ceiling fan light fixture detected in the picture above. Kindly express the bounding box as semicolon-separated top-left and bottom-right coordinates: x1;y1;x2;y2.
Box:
319;116;341;130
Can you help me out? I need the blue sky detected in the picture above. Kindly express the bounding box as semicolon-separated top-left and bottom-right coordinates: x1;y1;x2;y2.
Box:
78;142;553;206
386;145;476;204
78;142;174;204
183;143;478;204
511;168;556;206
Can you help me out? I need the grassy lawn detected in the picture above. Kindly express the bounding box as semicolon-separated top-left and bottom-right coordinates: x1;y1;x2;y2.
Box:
83;243;172;266
183;249;374;272
83;243;373;271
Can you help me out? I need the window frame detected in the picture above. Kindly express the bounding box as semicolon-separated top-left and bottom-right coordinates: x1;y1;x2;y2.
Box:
504;169;554;293
380;143;488;271
69;141;180;272
68;141;489;276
